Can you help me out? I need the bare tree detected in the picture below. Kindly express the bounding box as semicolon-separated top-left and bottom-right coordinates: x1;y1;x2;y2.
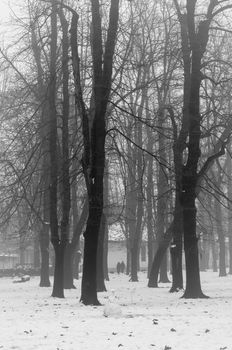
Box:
69;0;119;305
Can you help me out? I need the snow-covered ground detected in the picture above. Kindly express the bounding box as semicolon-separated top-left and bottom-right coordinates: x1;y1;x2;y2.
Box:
0;271;231;350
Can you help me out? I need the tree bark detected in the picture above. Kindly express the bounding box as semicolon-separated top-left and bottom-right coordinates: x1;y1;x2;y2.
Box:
31;25;51;288
156;109;170;283
148;8;191;289
179;0;213;299
49;0;67;298
148;224;173;287
63;243;76;289
103;162;110;282
103;218;109;281
169;195;183;292
58;6;71;291
146;129;154;277
64;199;88;288
97;213;107;292
33;234;40;270
39;224;51;287
229;236;232;275
215;198;227;277
126;240;131;276
211;235;218;272
79;0;119;305
159;252;170;283
227;144;232;274
125;139;137;280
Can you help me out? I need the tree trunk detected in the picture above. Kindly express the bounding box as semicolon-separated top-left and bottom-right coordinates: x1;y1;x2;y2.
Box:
39;183;51;287
31;3;51;288
170;241;183;292
146;101;155;277
199;239;206;272
63;243;76;289
214;178;226;277
103;220;109;281
170;197;183;292
34;234;40;270
229;236;232;275
49;0;67;298
156;108;169;283
130;174;143;280
73;245;81;280
146;156;154;277
130;181;143;282
39;225;51;287
103;162;109;281
218;235;227;277
81;200;103;305
211;235;218;272
148;224;173;287
159;252;170;283
182;201;205;298
126;145;137;279
215;199;227;277
64;199;88;287
126;240;131;276
148;245;167;287
169;115;185;292
163;7;190;293
52;242;66;298
69;0;119;305
202;235;209;270
130;244;139;282
97;213;107;292
180;1;212;299
227;143;232;274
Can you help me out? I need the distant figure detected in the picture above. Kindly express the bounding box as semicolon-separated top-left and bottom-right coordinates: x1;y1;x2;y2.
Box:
116;262;121;274
120;261;125;274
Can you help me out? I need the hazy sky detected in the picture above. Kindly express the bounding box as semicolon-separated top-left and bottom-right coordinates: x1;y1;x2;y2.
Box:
0;1;10;23
0;1;23;46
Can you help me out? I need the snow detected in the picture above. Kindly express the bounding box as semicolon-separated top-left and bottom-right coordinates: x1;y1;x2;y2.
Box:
0;271;232;350
103;289;122;318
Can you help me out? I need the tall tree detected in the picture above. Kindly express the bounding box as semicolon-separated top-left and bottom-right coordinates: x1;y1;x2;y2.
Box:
48;0;71;298
176;0;232;298
48;0;61;297
69;0;119;304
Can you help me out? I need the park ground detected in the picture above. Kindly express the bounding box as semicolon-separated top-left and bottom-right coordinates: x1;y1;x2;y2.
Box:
0;271;232;350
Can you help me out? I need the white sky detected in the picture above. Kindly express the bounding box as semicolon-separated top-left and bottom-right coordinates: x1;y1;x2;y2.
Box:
0;1;13;45
0;1;11;23
0;0;27;49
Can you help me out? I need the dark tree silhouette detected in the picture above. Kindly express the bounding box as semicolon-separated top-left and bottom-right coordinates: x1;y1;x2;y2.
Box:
68;0;119;305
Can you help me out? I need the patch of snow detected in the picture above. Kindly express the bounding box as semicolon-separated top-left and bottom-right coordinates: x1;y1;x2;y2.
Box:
103;289;122;318
0;272;232;349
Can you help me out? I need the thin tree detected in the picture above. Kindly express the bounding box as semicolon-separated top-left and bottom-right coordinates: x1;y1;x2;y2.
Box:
48;0;71;298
